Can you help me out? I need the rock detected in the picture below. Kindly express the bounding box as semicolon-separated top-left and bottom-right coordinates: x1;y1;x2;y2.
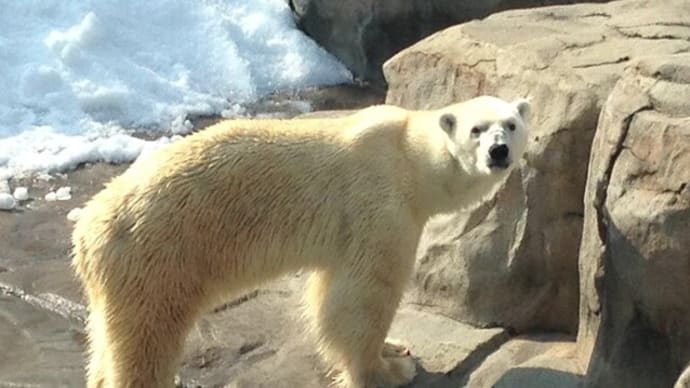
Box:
577;54;690;388
388;308;507;377
179;275;331;388
180;273;512;388
465;334;583;388
384;0;690;334
0;285;85;387
289;0;612;85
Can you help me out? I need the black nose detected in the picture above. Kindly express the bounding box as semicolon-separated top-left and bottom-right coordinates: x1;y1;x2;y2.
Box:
489;144;509;161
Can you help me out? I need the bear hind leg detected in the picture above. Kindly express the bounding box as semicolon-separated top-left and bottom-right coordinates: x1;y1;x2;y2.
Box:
84;302;108;388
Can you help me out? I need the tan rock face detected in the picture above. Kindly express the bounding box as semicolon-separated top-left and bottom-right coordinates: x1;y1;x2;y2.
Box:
578;55;690;388
384;0;690;334
288;0;612;85
465;334;583;388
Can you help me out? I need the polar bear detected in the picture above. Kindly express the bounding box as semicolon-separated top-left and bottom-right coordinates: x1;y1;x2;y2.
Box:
72;95;530;388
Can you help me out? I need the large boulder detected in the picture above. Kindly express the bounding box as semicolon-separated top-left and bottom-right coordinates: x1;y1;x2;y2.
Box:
383;0;690;333
577;54;690;388
288;0;611;85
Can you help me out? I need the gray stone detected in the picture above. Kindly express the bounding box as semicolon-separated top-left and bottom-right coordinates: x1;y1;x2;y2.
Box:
0;287;85;387
383;0;690;334
180;276;512;388
466;334;583;388
289;0;612;85
577;54;690;388
179;275;330;388
389;308;507;375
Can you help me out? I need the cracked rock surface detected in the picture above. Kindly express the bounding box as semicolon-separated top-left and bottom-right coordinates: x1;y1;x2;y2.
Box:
288;0;612;85
578;54;690;388
383;0;690;336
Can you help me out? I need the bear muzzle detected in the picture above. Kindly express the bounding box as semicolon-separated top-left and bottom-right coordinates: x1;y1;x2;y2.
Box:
487;143;511;169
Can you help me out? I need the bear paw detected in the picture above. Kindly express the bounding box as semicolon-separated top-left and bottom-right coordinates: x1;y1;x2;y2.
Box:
382;338;412;358
380;355;417;387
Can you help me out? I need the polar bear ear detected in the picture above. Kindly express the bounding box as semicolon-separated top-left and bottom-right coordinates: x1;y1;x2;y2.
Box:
513;98;531;121
439;113;456;135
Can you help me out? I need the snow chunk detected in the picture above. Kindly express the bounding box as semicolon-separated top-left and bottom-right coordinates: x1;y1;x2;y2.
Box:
13;187;29;201
67;207;83;222
0;0;351;180
56;186;72;201
0;193;16;210
45;192;58;201
171;116;193;135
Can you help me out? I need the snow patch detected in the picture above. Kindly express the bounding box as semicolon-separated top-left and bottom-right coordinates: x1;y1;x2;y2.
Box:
0;193;16;210
13;187;30;201
55;186;72;200
67;207;83;222
1;0;351;180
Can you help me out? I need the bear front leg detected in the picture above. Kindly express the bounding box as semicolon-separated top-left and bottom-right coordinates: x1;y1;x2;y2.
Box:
306;267;417;388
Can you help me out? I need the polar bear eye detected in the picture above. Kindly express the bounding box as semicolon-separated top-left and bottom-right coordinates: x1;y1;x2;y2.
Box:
506;122;516;131
470;126;481;136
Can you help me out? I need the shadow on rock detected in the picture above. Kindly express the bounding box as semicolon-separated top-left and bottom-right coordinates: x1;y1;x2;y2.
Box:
493;367;582;388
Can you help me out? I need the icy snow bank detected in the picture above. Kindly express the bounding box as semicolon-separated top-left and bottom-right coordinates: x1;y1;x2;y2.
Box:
0;0;351;179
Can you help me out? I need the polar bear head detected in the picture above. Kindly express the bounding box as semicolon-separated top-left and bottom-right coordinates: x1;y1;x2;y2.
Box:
438;96;530;177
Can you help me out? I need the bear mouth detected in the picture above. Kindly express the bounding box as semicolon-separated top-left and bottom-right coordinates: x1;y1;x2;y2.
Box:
487;158;511;170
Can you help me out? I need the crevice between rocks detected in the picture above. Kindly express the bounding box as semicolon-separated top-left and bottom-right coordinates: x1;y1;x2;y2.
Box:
573;56;631;69
620;22;690;29
612;25;690;43
555;35;607;52
590;103;654;309
580;12;612;19
593;104;654;245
